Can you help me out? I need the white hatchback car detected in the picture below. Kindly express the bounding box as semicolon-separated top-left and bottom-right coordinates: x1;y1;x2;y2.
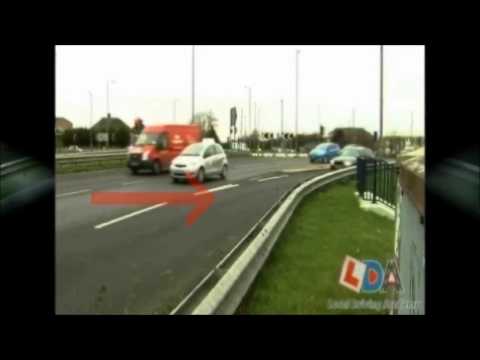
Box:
170;141;228;183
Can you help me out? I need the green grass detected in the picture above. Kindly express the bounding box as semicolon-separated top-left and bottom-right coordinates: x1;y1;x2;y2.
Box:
236;180;395;314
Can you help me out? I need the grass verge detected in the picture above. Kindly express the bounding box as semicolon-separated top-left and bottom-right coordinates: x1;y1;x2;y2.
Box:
236;180;395;314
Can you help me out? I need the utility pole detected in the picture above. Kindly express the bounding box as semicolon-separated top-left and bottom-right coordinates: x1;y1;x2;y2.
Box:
106;80;116;147
254;102;257;132
245;86;252;135
281;99;285;152
295;50;299;152
380;45;384;140
352;108;356;127
192;45;195;123
240;107;244;148
89;91;93;149
281;99;284;135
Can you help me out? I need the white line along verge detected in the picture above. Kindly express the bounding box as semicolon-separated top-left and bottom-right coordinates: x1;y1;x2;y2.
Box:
257;175;289;183
94;202;167;230
56;189;92;198
194;184;239;196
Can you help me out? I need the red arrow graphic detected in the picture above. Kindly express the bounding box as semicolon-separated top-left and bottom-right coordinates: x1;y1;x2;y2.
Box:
90;173;215;226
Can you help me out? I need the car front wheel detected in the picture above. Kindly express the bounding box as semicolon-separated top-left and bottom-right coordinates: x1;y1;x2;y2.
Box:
197;168;205;183
220;164;227;179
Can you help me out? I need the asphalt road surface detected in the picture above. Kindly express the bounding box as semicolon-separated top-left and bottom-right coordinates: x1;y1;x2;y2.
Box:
55;157;328;314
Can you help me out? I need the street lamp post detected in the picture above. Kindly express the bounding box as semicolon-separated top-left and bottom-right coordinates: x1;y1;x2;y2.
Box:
380;45;384;140
295;49;300;153
192;45;195;123
89;91;93;149
106;79;116;147
245;86;252;135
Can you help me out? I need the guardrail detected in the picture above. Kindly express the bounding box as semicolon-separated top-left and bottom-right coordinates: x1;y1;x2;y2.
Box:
252;152;308;158
56;152;128;172
0;157;36;177
55;149;127;159
170;166;356;315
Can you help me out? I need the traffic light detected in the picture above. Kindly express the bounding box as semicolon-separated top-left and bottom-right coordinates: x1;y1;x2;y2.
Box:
230;107;237;127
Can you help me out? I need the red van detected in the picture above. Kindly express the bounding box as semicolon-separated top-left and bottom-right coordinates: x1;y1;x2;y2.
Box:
127;124;202;174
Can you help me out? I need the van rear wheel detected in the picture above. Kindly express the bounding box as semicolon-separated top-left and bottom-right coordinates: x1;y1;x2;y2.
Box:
152;161;162;175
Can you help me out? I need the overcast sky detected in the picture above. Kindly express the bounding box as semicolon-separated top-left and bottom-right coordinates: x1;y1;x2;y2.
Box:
55;45;424;141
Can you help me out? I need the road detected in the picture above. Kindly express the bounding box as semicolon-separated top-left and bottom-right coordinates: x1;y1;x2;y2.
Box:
55;157;328;314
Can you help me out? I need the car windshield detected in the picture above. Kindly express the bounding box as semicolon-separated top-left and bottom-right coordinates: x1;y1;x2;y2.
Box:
341;147;362;157
315;144;330;150
181;143;205;156
135;133;158;145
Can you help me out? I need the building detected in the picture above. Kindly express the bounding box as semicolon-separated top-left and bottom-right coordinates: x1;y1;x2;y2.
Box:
55;117;73;135
328;127;375;149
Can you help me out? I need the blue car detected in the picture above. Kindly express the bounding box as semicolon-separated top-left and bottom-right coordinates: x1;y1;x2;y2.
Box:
309;143;341;163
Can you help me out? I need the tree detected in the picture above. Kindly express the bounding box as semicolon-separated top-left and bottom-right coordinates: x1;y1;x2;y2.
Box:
132;117;145;135
191;111;220;143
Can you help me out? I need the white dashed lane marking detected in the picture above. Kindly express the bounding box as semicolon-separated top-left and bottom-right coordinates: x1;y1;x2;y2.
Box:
56;189;92;198
257;175;289;183
94;203;168;230
194;184;239;196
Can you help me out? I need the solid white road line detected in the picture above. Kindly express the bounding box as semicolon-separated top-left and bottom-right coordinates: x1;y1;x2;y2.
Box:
257;175;289;183
94;202;168;230
194;184;239;196
56;189;92;198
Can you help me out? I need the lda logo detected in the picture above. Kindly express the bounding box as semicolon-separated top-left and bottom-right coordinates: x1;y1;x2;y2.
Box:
339;255;402;293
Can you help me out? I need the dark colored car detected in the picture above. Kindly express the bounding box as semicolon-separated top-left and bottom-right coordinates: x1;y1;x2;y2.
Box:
330;145;375;169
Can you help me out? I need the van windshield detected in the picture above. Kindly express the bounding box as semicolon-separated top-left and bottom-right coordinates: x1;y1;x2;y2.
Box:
135;133;158;145
181;143;204;156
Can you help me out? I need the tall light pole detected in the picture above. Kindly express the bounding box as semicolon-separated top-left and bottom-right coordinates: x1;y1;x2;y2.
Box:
294;50;300;151
281;99;284;135
89;91;93;149
240;107;244;144
380;45;384;140
106;79;116;147
253;102;256;132
245;86;252;135
281;99;285;152
192;45;195;123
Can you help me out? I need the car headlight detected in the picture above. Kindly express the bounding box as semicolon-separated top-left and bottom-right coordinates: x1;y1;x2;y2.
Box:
344;161;353;167
142;152;150;161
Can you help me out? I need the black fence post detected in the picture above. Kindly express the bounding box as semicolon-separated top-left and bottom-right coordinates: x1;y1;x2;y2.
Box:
357;157;365;198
